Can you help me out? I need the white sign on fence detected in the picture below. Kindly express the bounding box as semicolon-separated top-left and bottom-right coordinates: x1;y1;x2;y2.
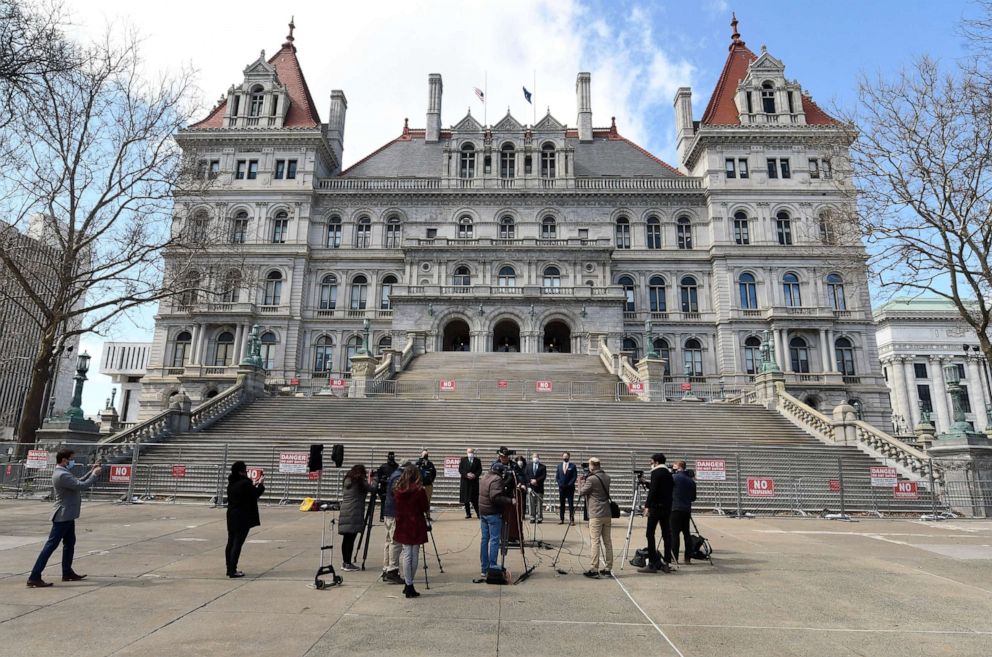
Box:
26;449;49;469
443;457;460;478
870;466;897;487
695;459;726;481
279;452;309;474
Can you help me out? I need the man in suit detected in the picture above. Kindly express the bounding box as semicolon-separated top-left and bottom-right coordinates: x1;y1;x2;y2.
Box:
638;452;673;574
526;453;547;523
556;451;577;525
27;449;102;587
458;448;482;518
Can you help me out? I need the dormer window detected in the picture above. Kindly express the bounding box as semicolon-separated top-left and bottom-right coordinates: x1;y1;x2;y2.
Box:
248;85;265;117
761;82;775;114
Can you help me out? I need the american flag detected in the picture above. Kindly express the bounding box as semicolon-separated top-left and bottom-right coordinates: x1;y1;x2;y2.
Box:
474;87;485;103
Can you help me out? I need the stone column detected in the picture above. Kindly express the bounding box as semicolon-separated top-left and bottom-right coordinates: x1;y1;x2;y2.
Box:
966;358;988;430
233;325;244;362
819;329;830;372
889;357;910;433
929;356;950;434
903;358;920;427
825;329;835;371
780;329;791;372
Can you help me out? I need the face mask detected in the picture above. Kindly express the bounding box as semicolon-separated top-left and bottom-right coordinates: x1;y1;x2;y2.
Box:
563;457;569;462
468;453;474;459
532;458;539;464
67;460;76;469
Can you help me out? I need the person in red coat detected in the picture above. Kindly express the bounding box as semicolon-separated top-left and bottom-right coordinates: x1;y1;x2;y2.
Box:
392;463;429;598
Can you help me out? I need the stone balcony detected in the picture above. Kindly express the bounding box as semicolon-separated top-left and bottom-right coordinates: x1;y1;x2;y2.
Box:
316;176;702;193
389;284;627;302
403;237;613;249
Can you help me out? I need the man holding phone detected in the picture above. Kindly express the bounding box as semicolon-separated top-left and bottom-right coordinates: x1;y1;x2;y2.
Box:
27;448;102;587
225;460;265;578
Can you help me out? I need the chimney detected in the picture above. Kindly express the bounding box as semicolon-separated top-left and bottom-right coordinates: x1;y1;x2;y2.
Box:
673;87;694;167
576;72;592;142
328;90;347;169
426;73;443;143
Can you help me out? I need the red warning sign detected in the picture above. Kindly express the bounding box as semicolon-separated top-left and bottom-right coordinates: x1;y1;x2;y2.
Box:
894;481;918;500
246;467;264;483
439;379;456;392
535;380;553;392
746;477;775;497
109;464;132;483
171;465;187;478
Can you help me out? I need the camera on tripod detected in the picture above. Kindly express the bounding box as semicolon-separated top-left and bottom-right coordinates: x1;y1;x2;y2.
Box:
580;462;590;476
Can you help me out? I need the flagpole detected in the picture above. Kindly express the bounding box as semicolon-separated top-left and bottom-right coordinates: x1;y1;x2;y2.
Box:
484;70;488;127
533;69;536;125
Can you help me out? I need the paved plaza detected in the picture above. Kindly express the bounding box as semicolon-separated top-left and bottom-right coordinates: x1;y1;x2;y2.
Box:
1;500;991;656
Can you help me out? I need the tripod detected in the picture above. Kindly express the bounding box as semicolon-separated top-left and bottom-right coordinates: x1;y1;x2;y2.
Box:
498;487;536;584
524;489;555;549
420;512;444;589
619;474;648;570
354;490;377;571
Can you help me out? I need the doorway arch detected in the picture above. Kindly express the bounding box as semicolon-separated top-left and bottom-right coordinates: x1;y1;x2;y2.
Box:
442;319;471;351
543;320;572;353
492;319;520;352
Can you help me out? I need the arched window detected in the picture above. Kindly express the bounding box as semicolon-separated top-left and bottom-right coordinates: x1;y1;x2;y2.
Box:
654;338;671;375
354;216;371;248
738;272;758;309
459;143;476;178
497;265;516;287
248;85;265;117
214;331;235;366
818;212;836;244
271;210;288;243
313;336;334;373
619;275;635;312
318;274;337;310
500;143;516;178
380;275;397;310
540;142;556;178
452;266;471;287
350;275;368;309
345;336;361;372
172;331;191;367
622;337;639;363
220;270;241;303
776;211;793;245
377;335;393;355
543;266;561;290
789;336;811;373
683;338;703;377
615;216;631;249
231;210;249;244
260;332;277;370
648;276;666;313
646;216;662;249
733;211;750;245
457;216;474;239
783;272;802;307
179;271;200;306
744;335;762;374
826;273;846;311
263;270;283;306
761;81;776;114
680;275;698;313
499;216;515;240
326;215;342;248
541;216;557;240
676;216;693;249
384;216;402;248
835;337;856;376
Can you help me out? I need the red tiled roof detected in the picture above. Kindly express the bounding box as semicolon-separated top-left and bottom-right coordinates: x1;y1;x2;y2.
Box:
190;39;321;130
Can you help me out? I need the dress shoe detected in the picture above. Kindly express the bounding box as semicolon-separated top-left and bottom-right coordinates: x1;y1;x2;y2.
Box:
227;570;245;578
582;570;601;579
637;564;658;574
61;572;86;582
599;569;613;578
26;578;53;588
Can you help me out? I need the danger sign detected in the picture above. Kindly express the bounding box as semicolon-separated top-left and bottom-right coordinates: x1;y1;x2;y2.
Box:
109;465;132;483
444;456;460;478
680;382;692;391
26;449;49;469
829;479;841;492
894;481;918;500
247;467;264;483
747;477;775;497
439;379;456;392
628;382;645;394
695;459;726;481
497;380;508;390
171;465;187;478
279;452;309;474
870;466;897;487
535;380;553;392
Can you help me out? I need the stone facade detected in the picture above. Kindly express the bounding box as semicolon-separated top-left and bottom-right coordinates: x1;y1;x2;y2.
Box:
138;19;892;426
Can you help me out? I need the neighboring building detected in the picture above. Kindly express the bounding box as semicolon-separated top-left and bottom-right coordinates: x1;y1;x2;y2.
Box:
875;298;992;436
0;217;80;440
98;342;152;424
138;17;892;425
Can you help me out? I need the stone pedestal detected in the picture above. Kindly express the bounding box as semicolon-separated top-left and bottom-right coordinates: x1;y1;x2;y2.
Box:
36;415;103;461
99;406;120;436
635;357;666;401
754;370;786;409
349;354;378;399
831;404;857;445
913;419;936;451
929;422;992;517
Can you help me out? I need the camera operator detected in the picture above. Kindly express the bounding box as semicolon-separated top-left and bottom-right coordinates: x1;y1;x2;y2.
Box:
578;457;613;578
478;463;514;577
375;452;399;522
416;450;437;506
637;453;673;574
671;461;697;565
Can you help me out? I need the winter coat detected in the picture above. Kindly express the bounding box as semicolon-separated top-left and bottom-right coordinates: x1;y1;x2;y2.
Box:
393;485;429;545
338;476;376;534
459;456;482;504
51;465;98;522
227;473;264;533
478;472;511;516
376;460;398;495
417;458;437;486
382;468;402;518
672;471;697;513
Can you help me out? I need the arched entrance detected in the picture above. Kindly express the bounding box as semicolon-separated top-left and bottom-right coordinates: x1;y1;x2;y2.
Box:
442;319;471;351
543;320;572;353
492;319;520;352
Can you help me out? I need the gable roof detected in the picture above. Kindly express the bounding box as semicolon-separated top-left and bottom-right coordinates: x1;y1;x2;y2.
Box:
190;37;321;130
700;16;839;127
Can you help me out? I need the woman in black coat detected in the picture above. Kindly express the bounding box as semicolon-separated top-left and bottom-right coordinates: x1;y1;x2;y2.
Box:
338;464;376;572
226;461;264;578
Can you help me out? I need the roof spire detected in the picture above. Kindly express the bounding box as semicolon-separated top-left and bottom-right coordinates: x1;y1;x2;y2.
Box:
284;16;296;47
729;12;744;50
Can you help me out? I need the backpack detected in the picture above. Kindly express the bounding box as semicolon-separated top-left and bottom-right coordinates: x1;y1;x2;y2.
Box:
689;533;712;560
629;547;650;568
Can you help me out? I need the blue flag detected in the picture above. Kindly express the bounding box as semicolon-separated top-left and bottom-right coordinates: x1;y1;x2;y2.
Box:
523;86;532;104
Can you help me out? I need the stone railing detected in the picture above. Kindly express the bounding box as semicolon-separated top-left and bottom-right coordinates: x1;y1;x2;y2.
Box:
400;336;416;369
317;176;701;192
852;420;937;480
777;388;837;443
372;352;394;382
598;339;641;385
724;389;758;405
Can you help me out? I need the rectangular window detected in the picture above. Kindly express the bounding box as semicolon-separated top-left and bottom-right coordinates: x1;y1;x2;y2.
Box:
426;228;437;239
578;228;589;240
917;385;933;413
957;363;967;379
483;155;492;175
745;91;753;114
524;155;532;175
734;220;750;245
286;160;297;179
766;158;778;179
914;363;928;379
780;159;791;179
326;224;341;248
808;158;820;179
822;158;832;179
235;160;246;180
787;91;795;114
209;160;220;179
247;160;258;180
196;160;207;179
725;159;736;179
738;158;749;179
960;385;972;413
777;220;793;245
274;159;285;179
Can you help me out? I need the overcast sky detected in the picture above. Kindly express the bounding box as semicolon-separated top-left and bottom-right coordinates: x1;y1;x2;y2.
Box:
63;0;975;414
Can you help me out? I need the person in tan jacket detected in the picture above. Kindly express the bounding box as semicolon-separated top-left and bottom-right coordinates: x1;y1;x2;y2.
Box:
578;457;613;578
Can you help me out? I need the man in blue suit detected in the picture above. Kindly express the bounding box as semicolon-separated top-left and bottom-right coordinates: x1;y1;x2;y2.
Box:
556;451;577;525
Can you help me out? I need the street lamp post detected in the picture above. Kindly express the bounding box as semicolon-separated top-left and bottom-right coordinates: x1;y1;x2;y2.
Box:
645;319;659;359
359;318;371;355
65;351;91;419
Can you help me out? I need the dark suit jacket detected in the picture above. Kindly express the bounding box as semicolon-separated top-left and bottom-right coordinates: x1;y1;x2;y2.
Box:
526;462;547;494
556;462;577;489
645;466;673;511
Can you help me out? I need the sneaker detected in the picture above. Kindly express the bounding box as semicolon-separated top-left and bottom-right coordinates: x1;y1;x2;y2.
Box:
582;570;601;579
384;570;404;584
26;578;53;588
227;571;245;578
637;565;658;574
342;563;361;572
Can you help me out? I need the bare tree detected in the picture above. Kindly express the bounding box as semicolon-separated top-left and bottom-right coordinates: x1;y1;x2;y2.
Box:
834;13;992;377
0;27;239;453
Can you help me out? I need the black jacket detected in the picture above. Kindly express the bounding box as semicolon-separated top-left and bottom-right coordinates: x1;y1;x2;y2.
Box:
376;460;399;494
227;473;264;532
526;462;547;494
644;466;673;511
459;456;482;503
556;462;577;489
672;471;697;512
418;458;437;486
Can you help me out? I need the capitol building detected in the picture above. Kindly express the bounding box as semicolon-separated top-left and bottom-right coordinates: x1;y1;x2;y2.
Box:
138;18;892;426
